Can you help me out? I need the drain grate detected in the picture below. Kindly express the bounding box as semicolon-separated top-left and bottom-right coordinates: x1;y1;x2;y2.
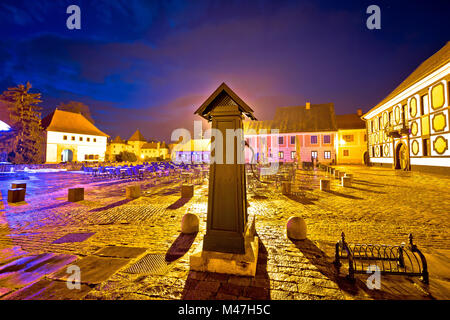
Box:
52;232;95;244
124;254;172;275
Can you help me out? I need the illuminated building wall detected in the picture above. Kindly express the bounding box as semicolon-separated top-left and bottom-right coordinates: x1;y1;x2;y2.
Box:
363;42;450;173
42;109;109;163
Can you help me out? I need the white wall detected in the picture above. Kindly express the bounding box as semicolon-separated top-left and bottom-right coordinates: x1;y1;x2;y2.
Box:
46;131;107;162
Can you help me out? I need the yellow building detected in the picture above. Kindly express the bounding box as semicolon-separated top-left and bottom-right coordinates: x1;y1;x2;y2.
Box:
42;109;108;163
172;138;211;163
363;41;450;173
336;110;368;164
106;129;169;161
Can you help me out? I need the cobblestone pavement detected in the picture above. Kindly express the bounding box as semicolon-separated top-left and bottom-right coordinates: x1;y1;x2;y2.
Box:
0;166;449;300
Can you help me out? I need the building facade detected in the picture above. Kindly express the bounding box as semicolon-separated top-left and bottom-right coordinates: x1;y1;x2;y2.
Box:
41;109;109;163
336;111;368;164
106;129;169;161
362;42;450;173
243;103;366;165
172;138;211;163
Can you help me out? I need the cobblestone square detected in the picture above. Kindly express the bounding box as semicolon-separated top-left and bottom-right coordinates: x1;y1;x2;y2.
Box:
0;165;449;300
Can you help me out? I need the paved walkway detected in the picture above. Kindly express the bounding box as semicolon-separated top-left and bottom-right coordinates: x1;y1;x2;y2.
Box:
0;166;449;300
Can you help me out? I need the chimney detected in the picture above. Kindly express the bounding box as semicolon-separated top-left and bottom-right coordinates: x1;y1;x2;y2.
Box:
306;102;311;110
357;108;362;116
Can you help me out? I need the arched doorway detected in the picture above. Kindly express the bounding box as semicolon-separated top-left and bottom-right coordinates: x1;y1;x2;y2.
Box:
61;149;73;162
363;151;370;166
395;142;408;170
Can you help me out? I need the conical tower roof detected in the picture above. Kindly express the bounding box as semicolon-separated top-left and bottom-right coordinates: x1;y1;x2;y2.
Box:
128;129;146;142
112;135;125;144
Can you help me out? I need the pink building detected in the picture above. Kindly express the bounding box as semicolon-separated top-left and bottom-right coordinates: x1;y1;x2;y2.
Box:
244;103;338;164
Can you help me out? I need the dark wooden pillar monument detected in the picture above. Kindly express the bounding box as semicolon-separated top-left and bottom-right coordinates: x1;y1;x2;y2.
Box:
191;83;259;276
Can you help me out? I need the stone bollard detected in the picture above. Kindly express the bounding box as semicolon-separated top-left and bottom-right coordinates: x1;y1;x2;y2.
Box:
181;213;199;234
286;216;307;240
281;181;291;195
341;176;352;187
338;171;345;179
334;170;340;179
329;167;335;175
344;173;353;182
181;183;194;198
68;188;84;202
320;179;330;191
125;184;141;199
7;188;25;203
12;182;27;191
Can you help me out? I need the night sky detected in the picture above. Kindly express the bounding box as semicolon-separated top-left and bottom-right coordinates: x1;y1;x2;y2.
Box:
0;0;449;142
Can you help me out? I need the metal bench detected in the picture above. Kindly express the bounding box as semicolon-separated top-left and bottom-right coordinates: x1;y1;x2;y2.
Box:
333;232;428;284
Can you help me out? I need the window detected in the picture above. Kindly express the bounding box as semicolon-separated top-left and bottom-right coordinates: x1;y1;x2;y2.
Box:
291;151;296;159
94;138;97;142
278;136;284;145
379;146;383;157
311;151;318;159
423;138;430;156
290;136;296;145
323;135;331;144
94;155;99;160
378;117;381;130
371;146;375;157
310;136;318;144
324;151;331;159
278;151;284;159
343;135;354;142
343;150;349;157
84;154;88;160
87;137;90;142
63;135;67;140
79;137;83;141
401;105;406;124
364;134;367;142
421;94;428;115
71;136;75;141
371;120;374;133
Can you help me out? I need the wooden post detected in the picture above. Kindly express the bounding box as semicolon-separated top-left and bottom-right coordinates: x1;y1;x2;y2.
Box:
194;83;256;254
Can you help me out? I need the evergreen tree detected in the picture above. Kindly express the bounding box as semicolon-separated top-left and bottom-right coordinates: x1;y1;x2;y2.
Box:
1;82;44;164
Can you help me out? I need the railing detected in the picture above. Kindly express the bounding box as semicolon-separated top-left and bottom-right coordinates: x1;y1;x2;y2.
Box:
334;232;428;284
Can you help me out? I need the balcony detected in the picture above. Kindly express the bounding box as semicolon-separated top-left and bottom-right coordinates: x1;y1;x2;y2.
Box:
385;122;410;138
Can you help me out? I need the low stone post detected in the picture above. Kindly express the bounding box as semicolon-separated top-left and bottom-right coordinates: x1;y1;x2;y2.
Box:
12;182;27;191
320;179;330;191
7;188;25;203
181;184;194;198
341;176;352;187
125;185;141;199
68;187;84;202
281;181;292;195
344;173;353;182
334;169;340;179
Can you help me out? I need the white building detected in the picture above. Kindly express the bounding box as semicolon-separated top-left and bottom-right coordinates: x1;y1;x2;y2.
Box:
362;41;450;174
42;109;109;163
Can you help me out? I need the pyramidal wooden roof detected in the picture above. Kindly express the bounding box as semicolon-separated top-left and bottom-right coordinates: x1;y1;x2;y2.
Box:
41;109;108;137
365;41;450;116
128;129;146;141
195;82;256;120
